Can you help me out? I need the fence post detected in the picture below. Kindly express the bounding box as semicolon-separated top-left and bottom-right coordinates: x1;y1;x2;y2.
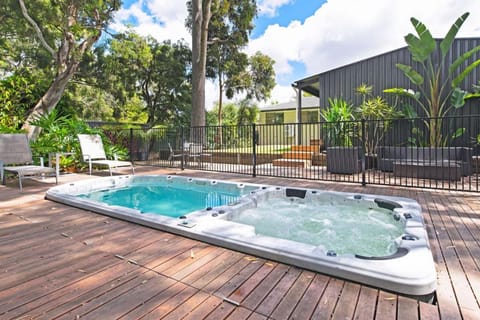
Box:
361;119;366;186
180;126;185;170
252;123;257;177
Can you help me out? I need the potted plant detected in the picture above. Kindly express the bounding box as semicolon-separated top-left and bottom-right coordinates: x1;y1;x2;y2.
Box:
355;84;400;169
321;98;362;174
320;97;356;147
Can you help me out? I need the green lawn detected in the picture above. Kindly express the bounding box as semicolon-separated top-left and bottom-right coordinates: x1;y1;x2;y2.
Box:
209;145;291;154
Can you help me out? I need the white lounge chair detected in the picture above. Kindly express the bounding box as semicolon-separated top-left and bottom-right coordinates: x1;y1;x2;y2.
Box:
0;134;58;190
78;134;134;176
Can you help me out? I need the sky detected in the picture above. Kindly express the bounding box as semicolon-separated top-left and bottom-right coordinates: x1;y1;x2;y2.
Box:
113;0;480;110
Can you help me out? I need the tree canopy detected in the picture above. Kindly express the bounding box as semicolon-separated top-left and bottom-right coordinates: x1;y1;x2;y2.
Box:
1;0;120;138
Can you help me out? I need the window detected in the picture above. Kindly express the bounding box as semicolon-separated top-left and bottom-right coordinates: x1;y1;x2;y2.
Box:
301;110;319;123
266;112;284;124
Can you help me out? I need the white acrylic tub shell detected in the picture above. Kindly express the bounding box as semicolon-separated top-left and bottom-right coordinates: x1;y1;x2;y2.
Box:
46;175;437;296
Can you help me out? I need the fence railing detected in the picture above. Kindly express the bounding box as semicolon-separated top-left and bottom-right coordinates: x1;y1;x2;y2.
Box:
105;115;480;192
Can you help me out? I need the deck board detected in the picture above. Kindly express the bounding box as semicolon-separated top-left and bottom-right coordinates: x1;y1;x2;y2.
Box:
1;168;480;319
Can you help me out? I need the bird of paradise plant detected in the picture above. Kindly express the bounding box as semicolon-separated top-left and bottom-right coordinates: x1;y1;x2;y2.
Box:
385;12;480;147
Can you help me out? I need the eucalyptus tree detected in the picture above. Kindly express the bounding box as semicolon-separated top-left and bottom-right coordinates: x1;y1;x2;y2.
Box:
189;0;213;130
385;12;480;146
187;0;272;132
13;0;120;139
206;0;256;127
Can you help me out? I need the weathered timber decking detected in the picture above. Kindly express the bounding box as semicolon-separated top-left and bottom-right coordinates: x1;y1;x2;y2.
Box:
0;167;479;319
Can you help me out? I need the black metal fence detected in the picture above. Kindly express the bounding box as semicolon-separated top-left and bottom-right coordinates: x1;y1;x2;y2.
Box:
105;115;480;192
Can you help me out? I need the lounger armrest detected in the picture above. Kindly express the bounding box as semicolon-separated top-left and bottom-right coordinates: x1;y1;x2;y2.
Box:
0;160;4;184
30;156;46;167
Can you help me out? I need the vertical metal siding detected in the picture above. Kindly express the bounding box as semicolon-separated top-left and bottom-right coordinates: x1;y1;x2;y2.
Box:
314;38;480;116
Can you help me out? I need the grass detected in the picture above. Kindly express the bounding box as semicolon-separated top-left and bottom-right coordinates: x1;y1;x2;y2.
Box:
209;145;291;154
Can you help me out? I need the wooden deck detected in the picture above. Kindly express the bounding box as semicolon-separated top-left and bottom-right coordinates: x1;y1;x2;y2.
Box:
1;167;479;319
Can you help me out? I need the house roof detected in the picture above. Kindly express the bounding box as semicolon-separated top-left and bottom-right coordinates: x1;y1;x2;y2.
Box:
260;96;319;112
291;45;409;97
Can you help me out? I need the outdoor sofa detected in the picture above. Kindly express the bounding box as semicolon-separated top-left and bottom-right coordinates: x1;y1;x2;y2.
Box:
376;146;473;177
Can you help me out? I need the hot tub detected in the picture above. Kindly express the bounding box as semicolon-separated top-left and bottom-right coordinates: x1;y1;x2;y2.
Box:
46;175;436;296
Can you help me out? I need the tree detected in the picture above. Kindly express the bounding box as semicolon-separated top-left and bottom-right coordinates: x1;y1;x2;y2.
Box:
190;0;213;131
99;31;192;128
187;0;271;133
236;99;259;125
16;0;120;139
385;12;480;146
206;0;257;127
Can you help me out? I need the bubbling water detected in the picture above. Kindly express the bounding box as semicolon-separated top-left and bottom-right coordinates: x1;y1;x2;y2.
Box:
230;196;404;257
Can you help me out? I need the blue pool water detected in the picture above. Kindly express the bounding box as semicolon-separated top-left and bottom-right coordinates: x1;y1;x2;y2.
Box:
79;181;255;218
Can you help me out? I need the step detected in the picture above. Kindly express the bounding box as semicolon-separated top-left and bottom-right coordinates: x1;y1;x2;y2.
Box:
310;139;324;146
282;151;314;160
272;159;311;168
291;145;320;153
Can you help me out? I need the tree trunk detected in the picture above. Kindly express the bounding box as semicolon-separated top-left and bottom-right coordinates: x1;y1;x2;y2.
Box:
22;66;77;139
18;0;109;140
191;0;212;135
216;74;224;146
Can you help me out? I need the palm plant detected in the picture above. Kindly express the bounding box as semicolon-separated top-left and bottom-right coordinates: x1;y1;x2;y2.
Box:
357;96;399;155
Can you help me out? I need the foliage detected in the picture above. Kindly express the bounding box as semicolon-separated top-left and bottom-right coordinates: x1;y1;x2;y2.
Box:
320;98;356;147
207;100;259;126
384;12;480;146
205;100;258;148
187;0;270;132
1;0;121;138
96;31;192;128
28;110;127;171
356;84;400;154
0;70;47;130
204;0;269;128
237;99;259;125
58;82;117;122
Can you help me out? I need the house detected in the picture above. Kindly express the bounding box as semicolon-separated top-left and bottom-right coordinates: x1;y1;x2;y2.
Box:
258;96;320;125
257;96;321;145
256;38;480;147
290;38;480;146
292;38;480;116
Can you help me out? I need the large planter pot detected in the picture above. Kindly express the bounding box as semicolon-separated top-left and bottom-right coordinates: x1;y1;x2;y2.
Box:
326;147;362;174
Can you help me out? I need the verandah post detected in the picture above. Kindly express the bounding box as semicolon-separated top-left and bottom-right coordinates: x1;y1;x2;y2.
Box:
180;126;185;170
361;119;366;186
129;128;133;162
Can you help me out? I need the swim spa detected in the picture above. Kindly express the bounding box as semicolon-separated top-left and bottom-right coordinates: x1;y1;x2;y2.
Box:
46;175;436;296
